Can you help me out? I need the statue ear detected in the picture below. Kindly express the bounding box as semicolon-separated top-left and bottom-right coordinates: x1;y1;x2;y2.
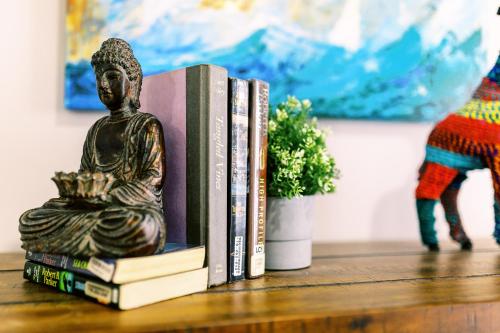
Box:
129;80;141;109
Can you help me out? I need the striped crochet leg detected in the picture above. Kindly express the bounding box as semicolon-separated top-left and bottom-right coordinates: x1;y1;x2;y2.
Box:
494;200;500;245
440;173;472;250
491;167;500;245
415;199;439;250
485;154;500;245
416;162;459;251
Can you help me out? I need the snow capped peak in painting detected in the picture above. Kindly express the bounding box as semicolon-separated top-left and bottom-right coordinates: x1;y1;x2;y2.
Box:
66;0;499;120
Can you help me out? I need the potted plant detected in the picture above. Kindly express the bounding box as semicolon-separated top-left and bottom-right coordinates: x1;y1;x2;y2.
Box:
266;96;339;270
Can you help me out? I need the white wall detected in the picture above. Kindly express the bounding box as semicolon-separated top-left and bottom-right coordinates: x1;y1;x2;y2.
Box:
0;1;102;252
314;120;494;242
0;1;496;252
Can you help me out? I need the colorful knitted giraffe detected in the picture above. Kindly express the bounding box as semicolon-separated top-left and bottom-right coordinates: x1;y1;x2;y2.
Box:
416;54;500;251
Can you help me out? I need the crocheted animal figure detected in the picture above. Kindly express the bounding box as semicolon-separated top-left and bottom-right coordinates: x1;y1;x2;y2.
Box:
416;55;500;251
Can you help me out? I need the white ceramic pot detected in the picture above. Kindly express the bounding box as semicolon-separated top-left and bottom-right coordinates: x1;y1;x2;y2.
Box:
265;196;315;270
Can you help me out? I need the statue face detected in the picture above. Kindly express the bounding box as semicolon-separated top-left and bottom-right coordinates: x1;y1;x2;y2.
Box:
96;64;131;110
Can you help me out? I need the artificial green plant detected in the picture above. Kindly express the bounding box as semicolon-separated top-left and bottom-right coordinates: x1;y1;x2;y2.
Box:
267;96;339;199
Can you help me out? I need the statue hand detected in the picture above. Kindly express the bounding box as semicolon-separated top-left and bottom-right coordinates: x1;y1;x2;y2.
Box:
71;195;115;209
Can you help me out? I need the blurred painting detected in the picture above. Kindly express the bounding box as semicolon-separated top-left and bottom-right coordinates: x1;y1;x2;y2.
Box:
66;0;498;121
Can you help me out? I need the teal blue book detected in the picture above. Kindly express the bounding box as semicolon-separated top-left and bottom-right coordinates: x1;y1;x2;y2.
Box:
25;243;204;284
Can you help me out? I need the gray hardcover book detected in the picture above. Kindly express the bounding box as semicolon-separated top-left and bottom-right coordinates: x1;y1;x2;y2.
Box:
246;79;269;279
186;65;228;287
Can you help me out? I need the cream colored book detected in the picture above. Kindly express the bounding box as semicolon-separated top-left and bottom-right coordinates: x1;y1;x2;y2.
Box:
26;244;205;284
24;260;208;310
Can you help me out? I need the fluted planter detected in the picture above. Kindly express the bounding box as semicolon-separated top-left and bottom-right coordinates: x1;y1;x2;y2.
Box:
265;196;315;270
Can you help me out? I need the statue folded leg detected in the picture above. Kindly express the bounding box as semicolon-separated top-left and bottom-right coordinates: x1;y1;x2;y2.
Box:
19;199;165;257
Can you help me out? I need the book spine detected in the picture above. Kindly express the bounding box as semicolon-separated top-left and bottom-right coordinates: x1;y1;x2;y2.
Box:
227;78;249;282
246;79;269;279
187;65;228;287
25;251;102;280
23;261;119;307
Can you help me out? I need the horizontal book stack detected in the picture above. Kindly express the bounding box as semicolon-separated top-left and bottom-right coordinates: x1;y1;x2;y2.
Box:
24;244;206;310
23;64;270;308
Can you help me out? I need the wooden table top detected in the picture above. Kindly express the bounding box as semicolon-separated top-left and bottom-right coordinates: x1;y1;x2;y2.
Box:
1;240;500;333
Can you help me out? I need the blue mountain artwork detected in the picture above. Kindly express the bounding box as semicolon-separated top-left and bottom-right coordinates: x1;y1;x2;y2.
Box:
65;0;493;121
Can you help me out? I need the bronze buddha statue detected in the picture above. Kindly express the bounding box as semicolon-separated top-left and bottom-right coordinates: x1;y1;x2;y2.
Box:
19;38;166;257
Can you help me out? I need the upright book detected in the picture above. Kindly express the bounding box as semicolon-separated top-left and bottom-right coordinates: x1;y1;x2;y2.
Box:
246;79;270;279
141;65;228;287
227;78;249;282
24;261;208;310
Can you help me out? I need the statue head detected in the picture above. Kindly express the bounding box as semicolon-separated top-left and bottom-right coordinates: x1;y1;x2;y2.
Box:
91;38;143;111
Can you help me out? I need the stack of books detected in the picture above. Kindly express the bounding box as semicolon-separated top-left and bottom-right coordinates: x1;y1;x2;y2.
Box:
24;244;206;310
23;64;270;308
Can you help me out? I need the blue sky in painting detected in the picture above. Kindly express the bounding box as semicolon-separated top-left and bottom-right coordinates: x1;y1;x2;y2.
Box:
65;0;498;121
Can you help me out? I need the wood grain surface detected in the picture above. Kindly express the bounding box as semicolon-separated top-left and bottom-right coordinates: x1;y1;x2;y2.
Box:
1;240;499;333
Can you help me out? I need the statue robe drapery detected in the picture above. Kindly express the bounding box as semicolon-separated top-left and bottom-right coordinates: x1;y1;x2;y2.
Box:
19;112;166;257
